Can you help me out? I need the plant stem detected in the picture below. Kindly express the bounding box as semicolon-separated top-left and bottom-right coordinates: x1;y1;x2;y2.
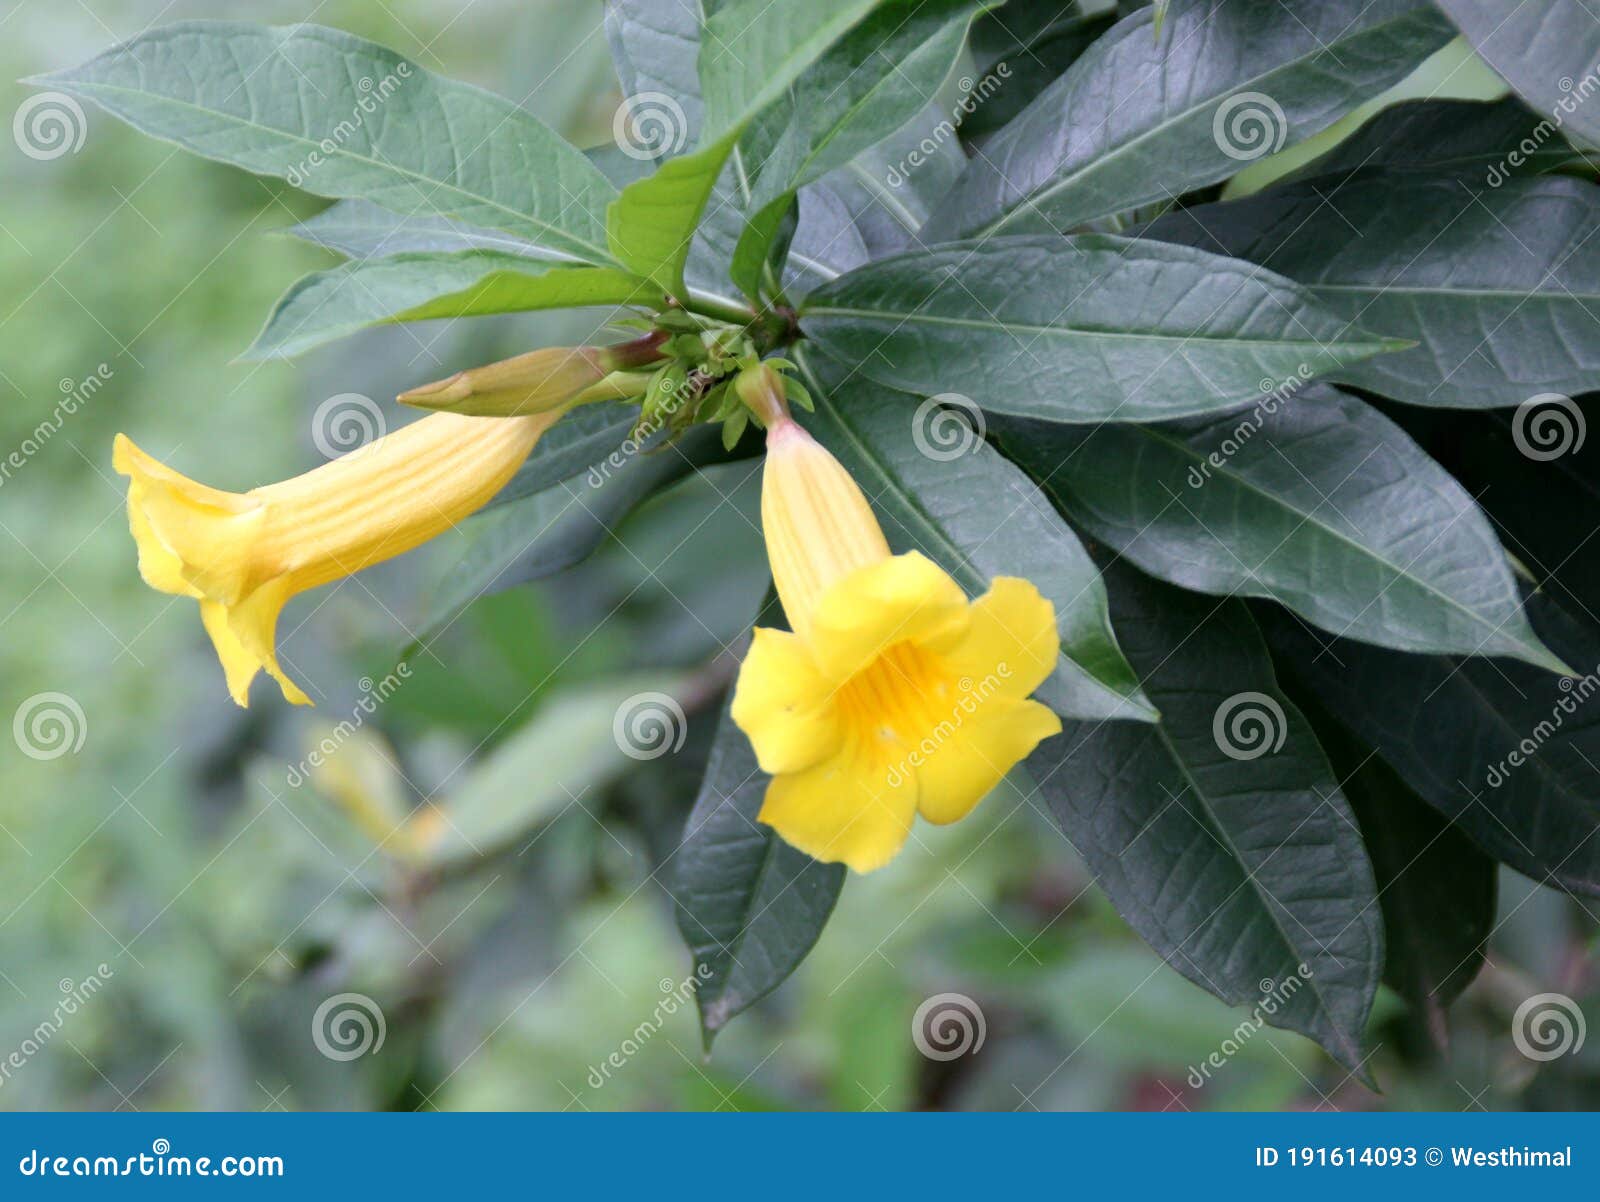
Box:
680;291;757;326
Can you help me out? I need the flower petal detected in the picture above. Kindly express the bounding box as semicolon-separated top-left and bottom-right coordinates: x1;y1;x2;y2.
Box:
115;433;263;602
759;744;918;873
199;578;310;707
808;552;970;682
914;697;1061;825
731;626;842;774
943;577;1060;697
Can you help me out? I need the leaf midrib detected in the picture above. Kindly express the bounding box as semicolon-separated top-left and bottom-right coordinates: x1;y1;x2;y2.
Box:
1125;422;1540;662
1148;715;1369;1065
802;304;1381;350
57;77;617;265
971;7;1444;237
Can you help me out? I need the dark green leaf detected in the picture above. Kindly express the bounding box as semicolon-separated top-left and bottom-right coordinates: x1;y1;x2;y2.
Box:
673;693;846;1044
247;252;652;359
282;199;553;259
1026;565;1382;1072
1262;594;1600;898
729;0;979;291
994;386;1565;671
801;235;1406;422
33;22;618;263
924;0;1453;239
750;0;980;204
795;348;1154;722
1142;174;1600;410
605;0;708;150
1285;97;1588;186
1437;0;1600;149
1291;687;1495;1039
960;0;1115;140
1387;400;1600;626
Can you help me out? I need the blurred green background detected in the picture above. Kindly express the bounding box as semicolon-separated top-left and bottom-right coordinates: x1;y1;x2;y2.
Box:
1;0;1596;1112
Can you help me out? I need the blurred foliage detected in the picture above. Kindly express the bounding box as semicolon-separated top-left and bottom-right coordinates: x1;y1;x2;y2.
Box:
1;0;1595;1113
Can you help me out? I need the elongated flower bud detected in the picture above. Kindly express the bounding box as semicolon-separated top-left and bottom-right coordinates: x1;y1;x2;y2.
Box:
399;332;666;417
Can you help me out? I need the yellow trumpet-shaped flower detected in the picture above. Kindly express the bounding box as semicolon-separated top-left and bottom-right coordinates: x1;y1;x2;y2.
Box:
114;409;561;707
731;401;1063;873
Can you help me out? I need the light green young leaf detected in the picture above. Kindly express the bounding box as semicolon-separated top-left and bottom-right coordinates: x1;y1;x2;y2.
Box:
247;252;654;359
606;0;890;294
728;0;982;296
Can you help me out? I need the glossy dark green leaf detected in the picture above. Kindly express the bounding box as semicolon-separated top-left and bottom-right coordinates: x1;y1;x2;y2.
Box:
1387;400;1600;626
673;693;846;1044
1026;566;1382;1072
1438;0;1600;149
749;0;979;204
33;22;618;264
994;386;1565;671
795;348;1154;722
789;102;970;265
1142;174;1600;410
924;0;1452;239
780;183;871;298
801;235;1405;422
1291;688;1495;1040
1263;594;1600;898
1286;97;1588;186
960;0;1115;139
246;252;651;359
